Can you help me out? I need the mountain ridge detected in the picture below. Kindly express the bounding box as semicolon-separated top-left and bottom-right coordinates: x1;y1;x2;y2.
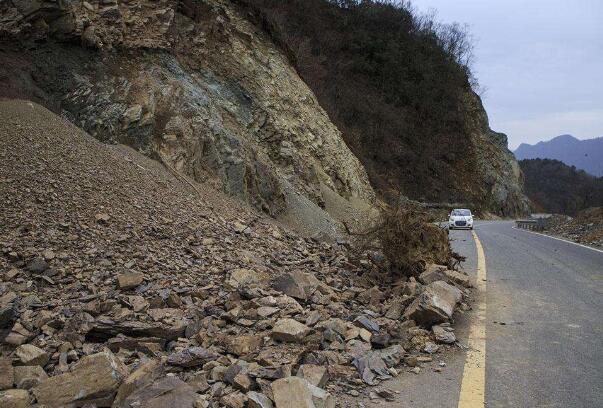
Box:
515;134;603;177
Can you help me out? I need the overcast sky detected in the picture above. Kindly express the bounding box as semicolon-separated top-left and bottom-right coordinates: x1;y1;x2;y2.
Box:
410;0;603;149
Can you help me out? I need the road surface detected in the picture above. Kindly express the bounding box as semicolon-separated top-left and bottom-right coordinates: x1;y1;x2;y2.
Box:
353;220;603;407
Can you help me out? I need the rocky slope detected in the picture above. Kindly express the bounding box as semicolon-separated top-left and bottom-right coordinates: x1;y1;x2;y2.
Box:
237;0;529;217
0;99;472;407
543;208;603;249
0;0;375;238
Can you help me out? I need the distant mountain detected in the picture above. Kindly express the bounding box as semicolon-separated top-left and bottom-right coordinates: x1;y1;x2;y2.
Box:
514;135;603;177
519;158;603;215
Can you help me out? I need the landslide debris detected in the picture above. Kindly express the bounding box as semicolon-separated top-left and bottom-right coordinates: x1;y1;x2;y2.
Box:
0;100;473;406
543;208;603;249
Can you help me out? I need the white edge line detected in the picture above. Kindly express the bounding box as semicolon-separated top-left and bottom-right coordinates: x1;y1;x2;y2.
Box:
511;226;603;254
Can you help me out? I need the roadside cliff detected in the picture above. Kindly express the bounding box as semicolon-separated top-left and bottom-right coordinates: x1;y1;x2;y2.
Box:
0;0;375;237
238;0;530;217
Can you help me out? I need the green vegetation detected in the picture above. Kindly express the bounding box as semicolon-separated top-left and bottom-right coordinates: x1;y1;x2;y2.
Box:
519;158;603;215
238;0;480;202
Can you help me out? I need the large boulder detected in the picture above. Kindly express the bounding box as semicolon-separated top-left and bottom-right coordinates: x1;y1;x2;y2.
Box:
0;389;30;408
403;281;462;327
32;351;129;407
271;377;334;408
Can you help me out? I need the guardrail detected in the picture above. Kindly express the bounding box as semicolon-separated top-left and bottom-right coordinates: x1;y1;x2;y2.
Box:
516;219;548;231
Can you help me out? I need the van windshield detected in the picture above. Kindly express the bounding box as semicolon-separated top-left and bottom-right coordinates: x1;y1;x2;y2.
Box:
452;209;471;216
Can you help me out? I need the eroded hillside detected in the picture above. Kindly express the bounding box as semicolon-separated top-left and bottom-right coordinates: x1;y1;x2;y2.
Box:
0;0;375;237
238;0;530;216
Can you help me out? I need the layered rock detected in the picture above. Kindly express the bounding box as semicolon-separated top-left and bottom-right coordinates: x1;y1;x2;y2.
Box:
0;0;375;236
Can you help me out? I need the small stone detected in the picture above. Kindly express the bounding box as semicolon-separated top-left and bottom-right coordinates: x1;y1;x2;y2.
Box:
271;377;335;408
225;335;263;356
95;213;111;223
433;325;456;344
272;318;310;343
424;342;439;354
26;257;48;273
296;364;328;388
247;391;273;408
117;273;144;290
15;344;49;367
354;315;379;333
411;367;421;374
0;358;14;390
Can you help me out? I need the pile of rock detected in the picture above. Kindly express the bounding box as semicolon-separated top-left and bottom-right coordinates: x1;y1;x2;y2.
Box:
0;100;472;407
0;257;471;407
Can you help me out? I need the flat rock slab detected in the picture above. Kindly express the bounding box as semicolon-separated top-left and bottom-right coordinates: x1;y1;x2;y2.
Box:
116;376;199;408
272;318;310;343
32;351;129;407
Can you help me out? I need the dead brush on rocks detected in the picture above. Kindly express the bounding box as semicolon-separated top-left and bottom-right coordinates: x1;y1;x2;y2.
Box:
350;205;456;278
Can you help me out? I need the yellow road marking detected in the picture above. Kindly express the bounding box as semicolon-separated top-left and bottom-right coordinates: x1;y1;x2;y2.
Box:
458;230;487;408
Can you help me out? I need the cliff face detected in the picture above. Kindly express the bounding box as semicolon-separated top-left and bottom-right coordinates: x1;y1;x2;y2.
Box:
0;0;374;234
236;0;529;217
464;92;531;216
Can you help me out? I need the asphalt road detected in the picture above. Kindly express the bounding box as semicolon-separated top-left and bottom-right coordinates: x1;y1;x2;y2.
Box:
350;220;603;407
477;221;603;408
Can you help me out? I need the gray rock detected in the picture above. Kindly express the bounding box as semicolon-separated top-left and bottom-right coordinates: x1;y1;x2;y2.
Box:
117;376;199;408
403;281;462;327
272;271;320;301
354;315;380;333
15;345;49;367
433;325;456;344
271;376;335;408
167;347;217;368
296;364;328;388
272;318;310;343
0;358;14;390
14;365;47;389
247;391;274;408
32;351;129;407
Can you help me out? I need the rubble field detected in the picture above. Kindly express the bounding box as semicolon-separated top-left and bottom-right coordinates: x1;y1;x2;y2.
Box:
1;100;473;407
543;208;603;249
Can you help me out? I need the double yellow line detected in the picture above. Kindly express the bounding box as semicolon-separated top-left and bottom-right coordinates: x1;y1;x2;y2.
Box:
458;230;487;407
